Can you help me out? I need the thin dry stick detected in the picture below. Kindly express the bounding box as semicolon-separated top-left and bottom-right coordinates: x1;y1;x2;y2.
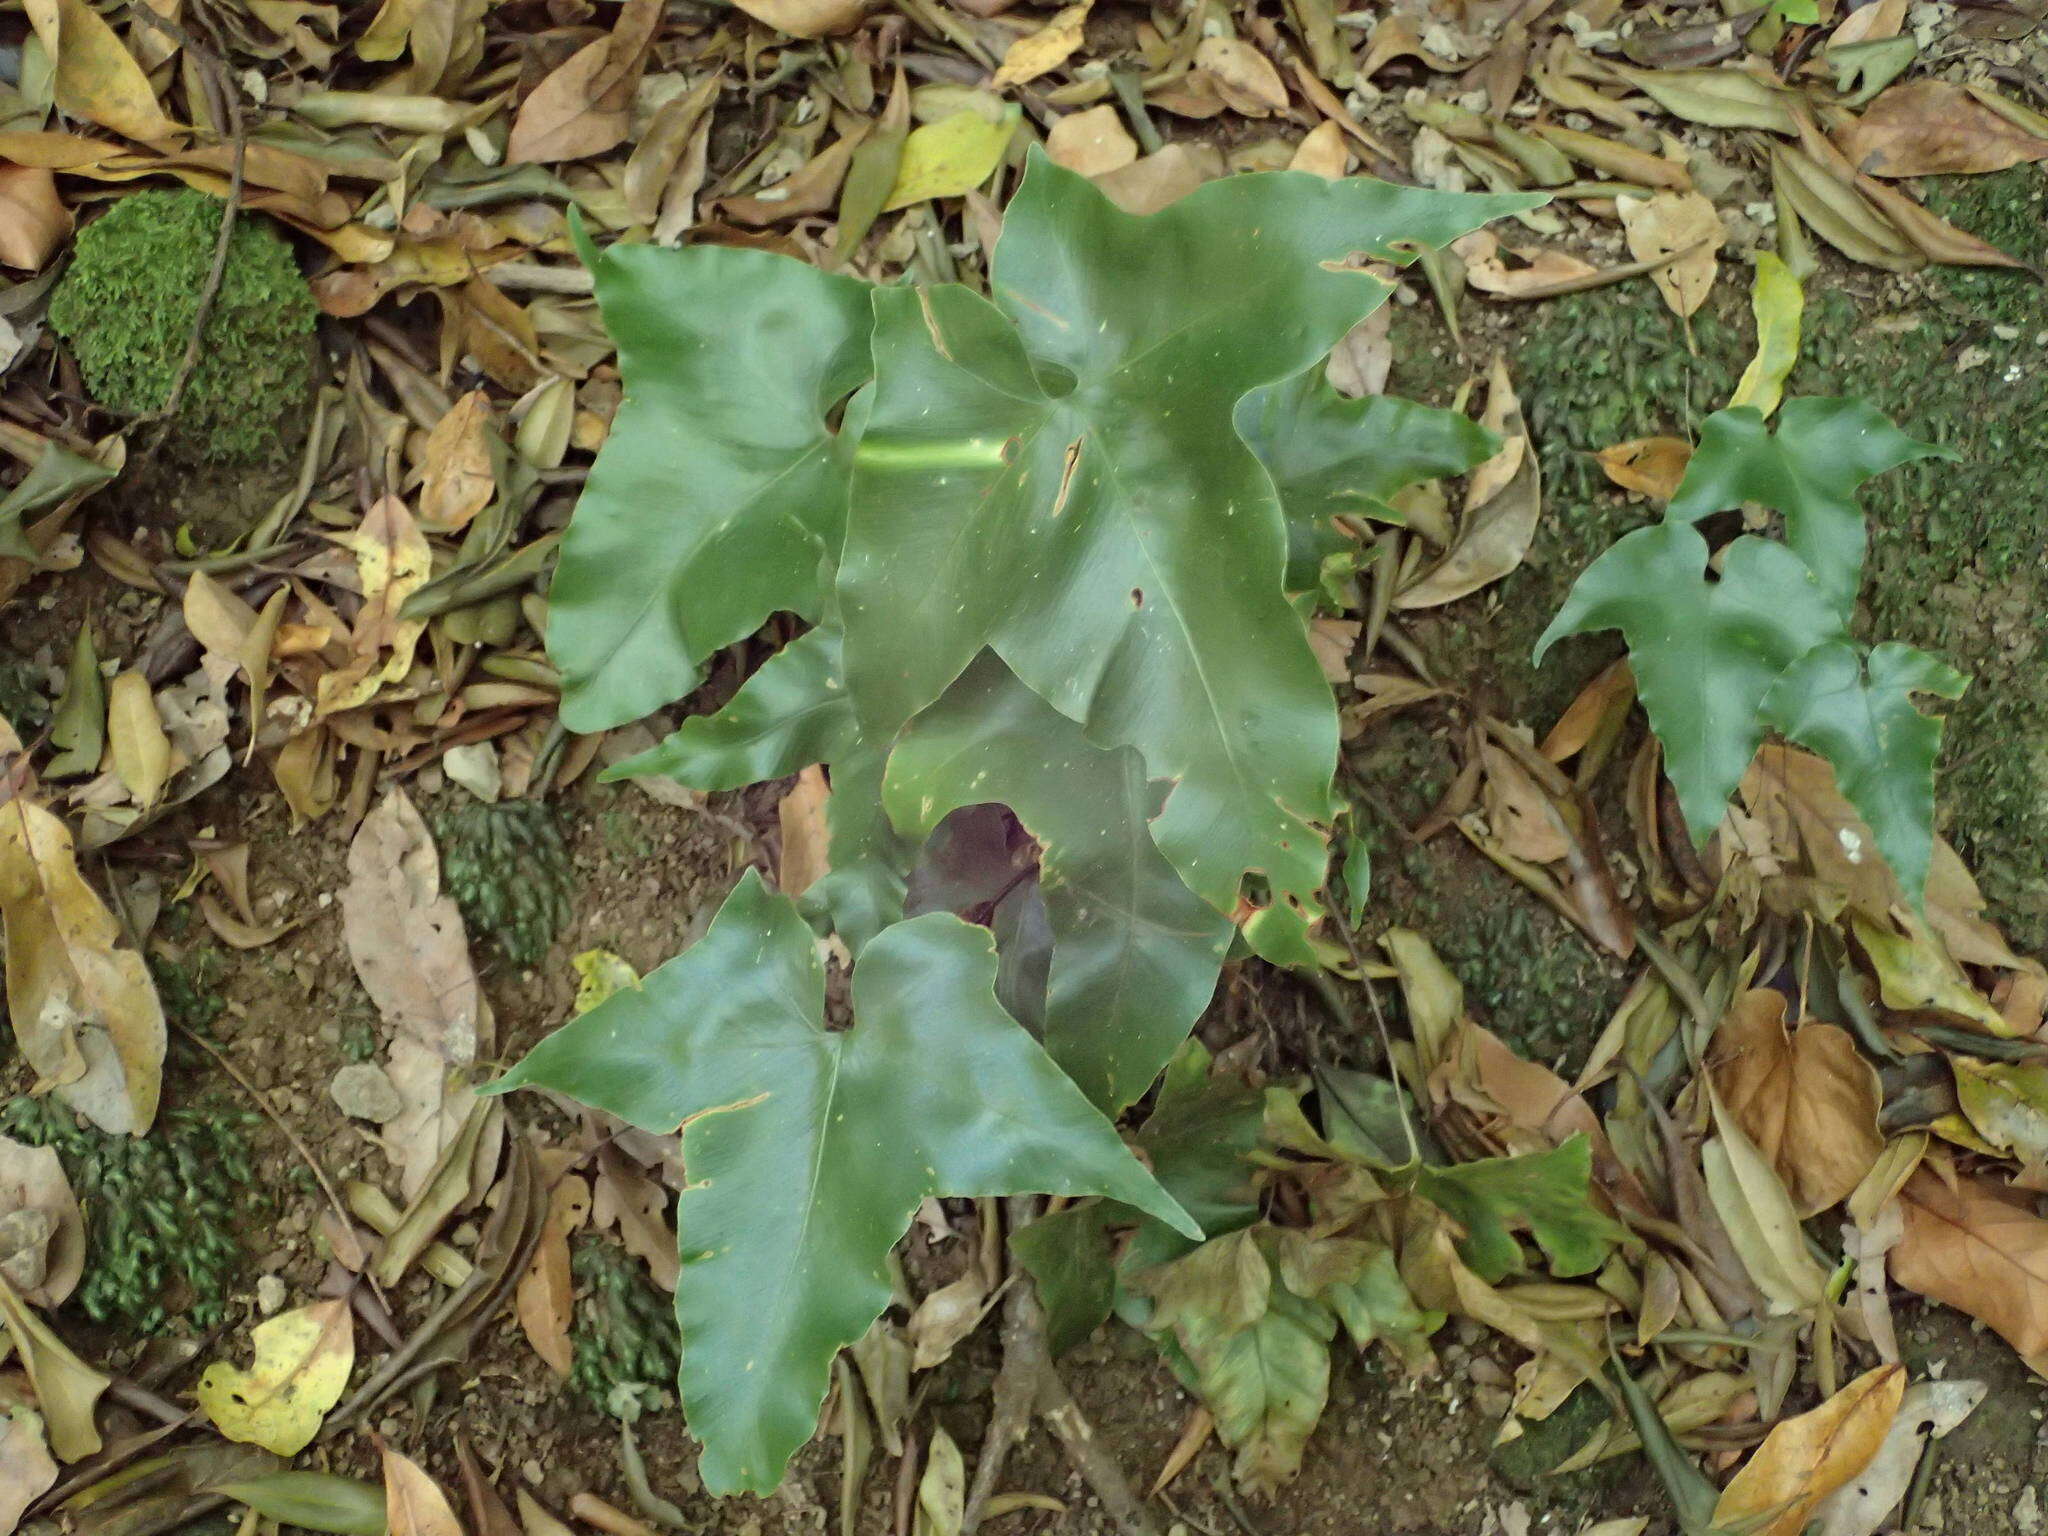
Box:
123;4;246;445
962;1197;1163;1536
171;1022;381;1306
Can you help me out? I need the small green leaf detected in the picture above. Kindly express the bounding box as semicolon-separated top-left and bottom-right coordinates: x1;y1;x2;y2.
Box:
490;872;1194;1494
803;734;912;955
0;444;117;562
1268;1229;1440;1374
603;625;857;790
44;626;104;781
1010;1201;1120;1357
549;246;872;733
1235;370;1497;590
1665;401;1953;624
1414;1136;1626;1283
212;1474;387;1536
884;651;1233;1110
1761;640;1966;905
1535;523;1840;841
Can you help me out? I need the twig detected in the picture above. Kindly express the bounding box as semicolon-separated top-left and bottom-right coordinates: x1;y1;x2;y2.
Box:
171;1023;379;1308
962;1198;1162;1536
124;4;245;453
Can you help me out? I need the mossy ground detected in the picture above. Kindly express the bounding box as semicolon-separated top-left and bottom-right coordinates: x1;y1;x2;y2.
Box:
1;1091;259;1334
435;798;576;967
49;187;317;467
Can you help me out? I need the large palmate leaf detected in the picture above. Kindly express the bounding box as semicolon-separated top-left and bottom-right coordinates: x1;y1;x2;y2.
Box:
1236;370;1498;589
1665;400;1951;621
1761;640;1967;906
490;872;1194;1493
1535;523;1840;840
884;652;1234;1110
548;246;871;732
841;153;1537;949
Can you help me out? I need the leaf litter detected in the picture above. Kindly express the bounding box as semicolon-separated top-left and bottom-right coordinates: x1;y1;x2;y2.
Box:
0;0;2043;1532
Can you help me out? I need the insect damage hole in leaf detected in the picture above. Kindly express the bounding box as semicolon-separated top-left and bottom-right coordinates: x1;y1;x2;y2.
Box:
525;145;1544;1493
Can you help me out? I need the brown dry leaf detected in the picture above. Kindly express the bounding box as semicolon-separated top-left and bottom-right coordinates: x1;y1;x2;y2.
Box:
0;796;165;1135
992;1;1090;88
505;0;660;165
1477;740;1570;866
592;1143;679;1290
1046;104;1136;178
1841;80;2048;177
1452;230;1599;298
515;1171;591;1377
721;129;866;226
730;0;869;38
0;1133;85;1307
1854;174;2026;269
906;1269;996;1371
0;167;71;270
383;1443;466;1536
23;0;182;145
777;765;832;899
420;392;497;532
1893;1162;2048;1362
1540;659;1635;766
1617;190;1722;319
1307;617;1359;685
1288;121;1349;179
0;1268;106;1461
105;672;171;810
1831;0;1907;45
1194;37;1289;117
1713;1365;1904;1536
1396;358;1540;609
1595;437;1692;502
1532;124;1690;189
1709;990;1882;1218
1091;143;1221;214
340;788;481;1062
0;1405;58;1530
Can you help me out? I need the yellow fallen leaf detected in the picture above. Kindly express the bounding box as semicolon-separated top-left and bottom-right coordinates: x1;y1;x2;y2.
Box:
0;796;165;1135
23;0;182;145
0;166;71;270
992;1;1090;88
315;496;431;718
776;765;832;898
381;1443;465;1536
1046;104;1136;178
106;671;171;809
883;107;1019;212
571;948;640;1015
1729;252;1803;419
419;391;498;532
730;0;868;38
1595;437;1692;502
197;1299;355;1455
1712;1365;1904;1536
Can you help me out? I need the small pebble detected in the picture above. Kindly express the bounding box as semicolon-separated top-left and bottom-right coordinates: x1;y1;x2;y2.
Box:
255;1274;288;1315
330;1063;404;1123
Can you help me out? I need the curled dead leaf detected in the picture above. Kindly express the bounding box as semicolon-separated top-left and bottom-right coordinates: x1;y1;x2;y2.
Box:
1595;437;1691;502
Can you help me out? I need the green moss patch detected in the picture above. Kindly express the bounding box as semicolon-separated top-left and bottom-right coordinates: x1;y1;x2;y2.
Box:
50;188;317;465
